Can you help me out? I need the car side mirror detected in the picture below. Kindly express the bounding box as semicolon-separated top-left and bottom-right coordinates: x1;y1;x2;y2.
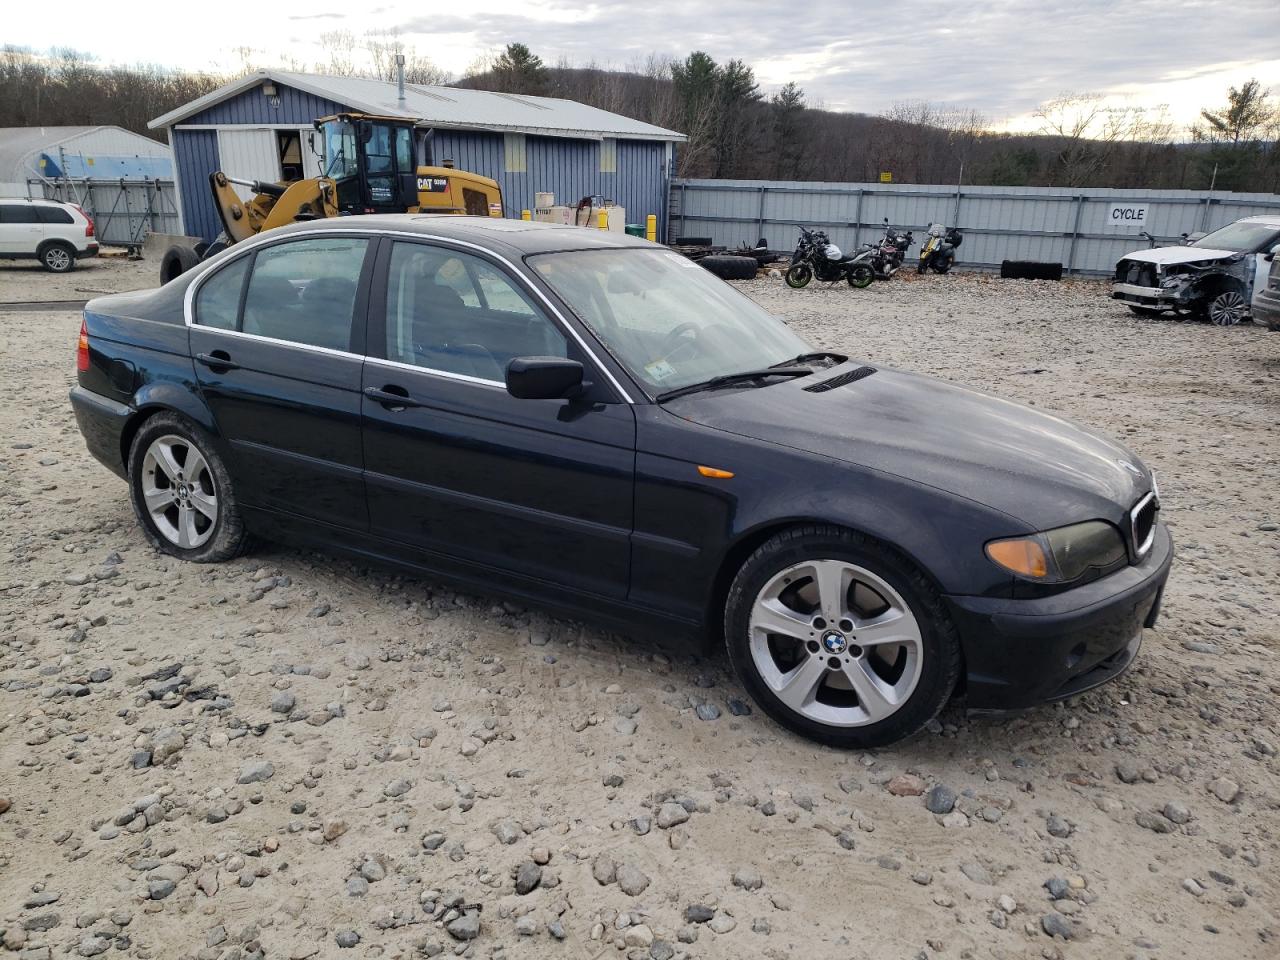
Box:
506;357;587;400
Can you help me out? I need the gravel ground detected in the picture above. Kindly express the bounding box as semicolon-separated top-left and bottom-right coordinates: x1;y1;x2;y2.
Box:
0;252;157;303
1;263;1278;960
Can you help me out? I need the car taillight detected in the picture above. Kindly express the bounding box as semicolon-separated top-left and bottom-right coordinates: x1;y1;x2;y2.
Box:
77;317;90;372
73;204;94;237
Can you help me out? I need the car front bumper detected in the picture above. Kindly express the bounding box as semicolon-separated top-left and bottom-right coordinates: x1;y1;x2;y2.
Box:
70;384;130;480
945;523;1173;711
1111;283;1178;309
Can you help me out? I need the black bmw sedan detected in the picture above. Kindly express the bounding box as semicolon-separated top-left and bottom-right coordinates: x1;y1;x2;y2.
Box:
70;216;1171;747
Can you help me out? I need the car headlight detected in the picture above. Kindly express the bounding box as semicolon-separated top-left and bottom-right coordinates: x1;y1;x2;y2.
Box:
986;521;1127;582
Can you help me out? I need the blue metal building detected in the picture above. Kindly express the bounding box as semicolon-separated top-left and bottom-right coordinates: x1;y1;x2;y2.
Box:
148;70;684;242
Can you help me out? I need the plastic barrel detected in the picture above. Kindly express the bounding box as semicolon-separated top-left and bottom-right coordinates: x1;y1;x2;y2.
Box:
625;224;645;237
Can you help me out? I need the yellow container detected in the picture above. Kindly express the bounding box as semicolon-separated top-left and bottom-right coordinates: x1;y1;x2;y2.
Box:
646;214;657;242
521;209;532;221
597;209;609;230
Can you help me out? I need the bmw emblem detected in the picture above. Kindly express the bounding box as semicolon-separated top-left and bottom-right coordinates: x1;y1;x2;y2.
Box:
821;631;847;655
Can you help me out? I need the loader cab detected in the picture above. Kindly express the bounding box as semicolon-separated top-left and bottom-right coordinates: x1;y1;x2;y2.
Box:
315;113;418;215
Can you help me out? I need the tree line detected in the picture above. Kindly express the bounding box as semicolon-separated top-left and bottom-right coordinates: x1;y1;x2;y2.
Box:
3;41;1278;194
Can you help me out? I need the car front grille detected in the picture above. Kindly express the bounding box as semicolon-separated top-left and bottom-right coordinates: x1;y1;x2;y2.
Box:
1116;260;1157;287
1130;490;1159;560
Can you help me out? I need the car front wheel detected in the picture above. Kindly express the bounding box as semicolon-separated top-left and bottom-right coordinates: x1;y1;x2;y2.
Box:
725;525;960;747
127;413;248;562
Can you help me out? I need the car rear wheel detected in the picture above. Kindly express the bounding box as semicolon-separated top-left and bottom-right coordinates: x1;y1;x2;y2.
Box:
127;413;247;563
724;525;960;747
41;242;75;273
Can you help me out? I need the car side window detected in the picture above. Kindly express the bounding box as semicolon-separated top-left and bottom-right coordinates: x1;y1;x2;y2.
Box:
241;237;368;351
195;256;250;330
36;206;74;224
384;242;566;382
0;205;42;224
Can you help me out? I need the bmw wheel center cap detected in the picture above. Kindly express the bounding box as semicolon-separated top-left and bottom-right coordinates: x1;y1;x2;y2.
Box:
821;631;848;654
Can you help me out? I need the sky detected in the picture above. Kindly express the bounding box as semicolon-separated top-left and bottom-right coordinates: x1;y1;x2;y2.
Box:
6;0;1279;134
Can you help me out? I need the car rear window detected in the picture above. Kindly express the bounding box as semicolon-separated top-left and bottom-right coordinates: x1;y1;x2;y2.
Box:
195;256;250;331
35;206;74;224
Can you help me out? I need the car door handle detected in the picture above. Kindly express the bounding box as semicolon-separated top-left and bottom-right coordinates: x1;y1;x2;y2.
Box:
196;351;240;370
364;385;426;410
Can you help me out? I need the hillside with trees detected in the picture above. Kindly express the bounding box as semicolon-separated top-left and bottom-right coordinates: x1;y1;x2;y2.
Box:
3;41;1278;193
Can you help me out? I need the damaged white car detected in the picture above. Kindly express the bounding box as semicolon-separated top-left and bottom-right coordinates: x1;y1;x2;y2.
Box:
1112;216;1280;325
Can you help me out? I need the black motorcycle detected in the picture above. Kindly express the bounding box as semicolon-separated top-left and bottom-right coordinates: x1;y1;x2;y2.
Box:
785;227;875;289
918;224;963;274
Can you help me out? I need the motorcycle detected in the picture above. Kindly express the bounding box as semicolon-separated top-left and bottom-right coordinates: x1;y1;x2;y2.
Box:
853;219;915;279
918;223;963;274
785;227;875;289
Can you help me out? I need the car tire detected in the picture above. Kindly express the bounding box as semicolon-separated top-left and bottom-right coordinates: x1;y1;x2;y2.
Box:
1202;283;1248;326
724;525;961;748
127;412;248;563
700;255;758;281
40;242;76;273
160;244;200;285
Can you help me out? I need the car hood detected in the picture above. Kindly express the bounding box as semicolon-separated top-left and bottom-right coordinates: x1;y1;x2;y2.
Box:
664;364;1150;530
1119;246;1238;266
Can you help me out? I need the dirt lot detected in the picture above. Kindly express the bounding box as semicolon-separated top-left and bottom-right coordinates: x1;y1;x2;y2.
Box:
1;261;1278;960
0;252;157;303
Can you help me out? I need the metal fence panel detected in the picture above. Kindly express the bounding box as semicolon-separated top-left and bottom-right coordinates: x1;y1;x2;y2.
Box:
671;178;1280;276
26;177;182;248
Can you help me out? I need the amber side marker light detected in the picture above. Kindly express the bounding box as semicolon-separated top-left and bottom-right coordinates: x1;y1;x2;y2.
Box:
986;537;1049;579
697;465;735;479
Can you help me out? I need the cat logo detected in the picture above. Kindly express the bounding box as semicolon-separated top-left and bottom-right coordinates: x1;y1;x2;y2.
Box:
418;177;449;193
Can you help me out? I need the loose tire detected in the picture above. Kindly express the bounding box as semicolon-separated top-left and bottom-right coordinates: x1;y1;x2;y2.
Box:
700;254;758;281
785;263;813;288
724;525;960;748
40;242;75;273
847;264;874;289
127;412;248;563
160;244;199;285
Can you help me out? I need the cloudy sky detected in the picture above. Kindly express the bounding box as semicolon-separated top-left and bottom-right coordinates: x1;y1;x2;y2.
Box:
8;0;1279;133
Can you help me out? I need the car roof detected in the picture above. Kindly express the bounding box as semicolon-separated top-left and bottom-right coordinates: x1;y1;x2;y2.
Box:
265;214;656;256
0;197;68;205
1235;216;1280;227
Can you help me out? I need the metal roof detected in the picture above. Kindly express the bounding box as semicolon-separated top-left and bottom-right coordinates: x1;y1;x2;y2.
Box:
149;70;686;143
0;126;171;181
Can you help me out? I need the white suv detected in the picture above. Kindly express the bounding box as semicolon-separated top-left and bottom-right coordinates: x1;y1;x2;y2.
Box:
0;198;99;273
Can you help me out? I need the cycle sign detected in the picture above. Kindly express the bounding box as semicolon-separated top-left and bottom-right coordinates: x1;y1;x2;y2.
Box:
1106;203;1148;229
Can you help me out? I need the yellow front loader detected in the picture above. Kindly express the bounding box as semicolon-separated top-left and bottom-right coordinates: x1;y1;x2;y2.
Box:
160;112;504;283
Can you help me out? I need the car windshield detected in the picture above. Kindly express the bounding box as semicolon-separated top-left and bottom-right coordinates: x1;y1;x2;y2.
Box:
1193;220;1280;253
529;248;811;395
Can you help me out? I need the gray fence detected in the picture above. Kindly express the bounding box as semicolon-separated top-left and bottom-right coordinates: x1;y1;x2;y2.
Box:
24;178;182;250
670;178;1280;276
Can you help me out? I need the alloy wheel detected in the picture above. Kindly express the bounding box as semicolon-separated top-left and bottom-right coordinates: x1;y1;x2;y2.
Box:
748;559;923;727
1207;289;1247;326
45;247;71;271
140;434;218;549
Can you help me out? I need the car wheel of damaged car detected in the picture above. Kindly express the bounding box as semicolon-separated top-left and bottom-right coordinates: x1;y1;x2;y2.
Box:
1203;284;1248;326
127;413;248;563
725;525;961;748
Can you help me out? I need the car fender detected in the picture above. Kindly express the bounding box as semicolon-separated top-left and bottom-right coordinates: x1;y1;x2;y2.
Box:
123;379;224;465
